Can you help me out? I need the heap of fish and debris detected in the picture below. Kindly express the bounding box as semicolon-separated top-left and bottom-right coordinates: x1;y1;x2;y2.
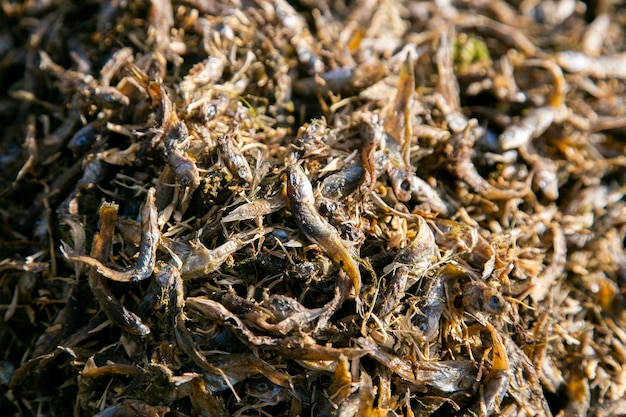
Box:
1;0;625;416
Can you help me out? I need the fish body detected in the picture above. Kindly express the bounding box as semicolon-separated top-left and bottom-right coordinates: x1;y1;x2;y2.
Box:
286;165;362;295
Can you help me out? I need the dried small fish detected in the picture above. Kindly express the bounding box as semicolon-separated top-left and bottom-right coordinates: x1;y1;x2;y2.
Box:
222;291;324;335
83;202;150;335
6;1;626;416
410;175;449;215
181;229;266;279
217;127;253;183
474;322;511;417
293;62;386;96
428;217;478;254
266;294;324;327
380;56;417;202
499;58;570;156
67;122;102;154
245;382;290;408
164;122;200;189
581;14;611;57
270;0;324;74
319;163;365;201
462;279;509;315
379;216;437;319
414;265;462;342
357;336;477;392
286;165;362;298
186;296;366;360
39;50;130;110
202;354;292;393
499;106;563;151
62;188;159;283
189;377;230;417
557;51;626;79
127;62;200;195
222;196;287;223
447;120;527;199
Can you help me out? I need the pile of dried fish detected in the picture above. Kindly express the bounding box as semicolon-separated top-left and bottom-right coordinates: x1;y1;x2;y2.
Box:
1;0;626;416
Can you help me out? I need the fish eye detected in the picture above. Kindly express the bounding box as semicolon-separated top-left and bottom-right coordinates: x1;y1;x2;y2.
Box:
272;229;289;241
400;179;411;192
416;314;432;333
488;295;501;308
274;298;289;311
255;381;270;392
75;135;90;147
417;319;430;333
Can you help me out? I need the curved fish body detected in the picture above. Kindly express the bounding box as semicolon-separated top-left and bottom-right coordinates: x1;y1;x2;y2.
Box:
286;165;362;296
